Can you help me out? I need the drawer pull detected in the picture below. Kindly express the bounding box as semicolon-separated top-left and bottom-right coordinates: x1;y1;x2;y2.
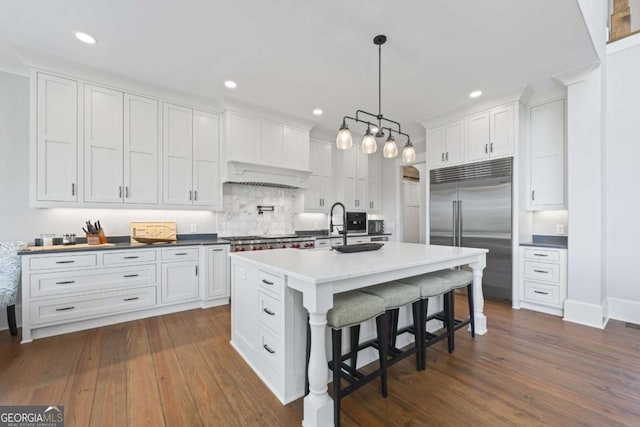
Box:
263;308;275;316
123;274;139;278
55;306;75;312
123;297;139;302
175;252;189;256
533;269;549;274
263;344;275;354
123;256;139;259
55;280;75;285
533;253;548;257
262;279;274;285
55;260;75;264
533;290;549;295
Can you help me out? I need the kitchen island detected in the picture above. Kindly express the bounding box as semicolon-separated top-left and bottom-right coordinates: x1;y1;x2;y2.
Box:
229;242;488;427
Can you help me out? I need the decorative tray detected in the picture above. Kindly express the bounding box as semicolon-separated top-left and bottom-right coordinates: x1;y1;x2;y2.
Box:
331;243;384;253
132;237;177;244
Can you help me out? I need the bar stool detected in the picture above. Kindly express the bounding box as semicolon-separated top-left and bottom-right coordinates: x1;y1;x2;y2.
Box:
431;268;475;352
305;290;389;427
359;282;421;368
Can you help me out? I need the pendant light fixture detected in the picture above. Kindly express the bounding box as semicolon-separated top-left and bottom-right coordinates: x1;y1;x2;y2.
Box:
335;34;414;162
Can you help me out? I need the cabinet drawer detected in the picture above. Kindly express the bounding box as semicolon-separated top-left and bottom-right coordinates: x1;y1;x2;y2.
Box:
523;248;560;262
30;264;157;297
258;270;283;296
315;239;330;248
31;286;156;325
103;250;156;265
523;281;560;306
524;262;560;284
259;327;282;374
29;253;97;271
259;291;281;335
161;247;199;260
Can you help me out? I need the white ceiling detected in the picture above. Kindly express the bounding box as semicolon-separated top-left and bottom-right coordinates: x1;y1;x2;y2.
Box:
0;0;597;140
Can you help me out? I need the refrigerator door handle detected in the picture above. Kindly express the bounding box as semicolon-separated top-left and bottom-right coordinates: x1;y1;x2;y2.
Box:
452;200;457;247
458;200;463;247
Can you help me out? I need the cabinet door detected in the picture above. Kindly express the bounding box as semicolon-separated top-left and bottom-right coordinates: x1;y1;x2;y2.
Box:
317;141;333;178
163;103;193;205
161;260;199;303
368;152;382;211
36;73;78;202
260;120;284;167
284;126;310;170
530;99;565;207
319;176;333;208
355;148;368;210
193;110;221;207
356;148;368;180
490;104;514;157
445;120;465;164
124;94;159;204
84;84;124;203
228;112;260;163
207;247;229;299
427;125;445;167
466;112;490;162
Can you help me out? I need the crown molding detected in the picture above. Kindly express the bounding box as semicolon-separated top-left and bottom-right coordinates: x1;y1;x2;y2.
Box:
552;61;600;86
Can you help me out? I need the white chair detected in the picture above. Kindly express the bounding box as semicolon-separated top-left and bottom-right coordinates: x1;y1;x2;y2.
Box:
0;241;27;336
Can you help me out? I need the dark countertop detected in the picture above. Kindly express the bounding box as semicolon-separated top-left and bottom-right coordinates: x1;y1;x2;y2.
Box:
18;233;230;255
520;234;567;249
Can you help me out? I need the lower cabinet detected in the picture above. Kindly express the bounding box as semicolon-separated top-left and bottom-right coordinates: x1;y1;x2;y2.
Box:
21;244;230;343
519;246;567;316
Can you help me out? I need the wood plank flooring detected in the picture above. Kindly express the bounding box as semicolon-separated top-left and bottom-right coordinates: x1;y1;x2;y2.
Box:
1;297;639;426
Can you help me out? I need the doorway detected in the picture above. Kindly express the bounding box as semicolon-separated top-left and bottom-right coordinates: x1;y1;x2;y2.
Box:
402;166;421;243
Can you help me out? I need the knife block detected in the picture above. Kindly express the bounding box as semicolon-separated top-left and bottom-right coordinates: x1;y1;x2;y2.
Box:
86;230;107;245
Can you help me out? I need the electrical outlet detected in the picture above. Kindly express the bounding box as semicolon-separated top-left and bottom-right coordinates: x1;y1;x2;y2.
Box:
190;224;197;233
555;224;565;234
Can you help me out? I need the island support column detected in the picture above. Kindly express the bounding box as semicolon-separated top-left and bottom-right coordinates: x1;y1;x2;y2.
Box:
469;253;488;335
301;284;334;427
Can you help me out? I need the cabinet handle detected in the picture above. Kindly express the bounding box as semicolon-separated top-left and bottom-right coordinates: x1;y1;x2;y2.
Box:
55;260;75;264
533;253;548;257
531;190;535;201
175;252;188;256
485;144;488;154
533;290;549;295
123;297;139;302
119;186;122;198
195;265;198;276
446;152;449;161
189;190;192;201
71;183;75;196
490;142;494;153
123;274;139;278
441;152;445;161
125;186;129;198
55;306;75;312
194;190;197;201
263;344;275;354
263;308;275;316
55;280;75;285
533;269;549;274
123;256;139;259
262;279;274;285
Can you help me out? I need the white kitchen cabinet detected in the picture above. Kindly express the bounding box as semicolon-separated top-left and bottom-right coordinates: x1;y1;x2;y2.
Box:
284;126;310;170
341;145;368;210
529;99;566;209
465;104;514;162
163;103;221;208
519;246;567;316
427;120;465;168
305;139;333;211
368;151;382;211
204;246;229;305
84;84;124;203
161;260;200;304
35;72;78;202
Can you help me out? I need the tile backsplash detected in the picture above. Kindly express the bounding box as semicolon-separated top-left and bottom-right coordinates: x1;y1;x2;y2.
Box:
217;184;298;236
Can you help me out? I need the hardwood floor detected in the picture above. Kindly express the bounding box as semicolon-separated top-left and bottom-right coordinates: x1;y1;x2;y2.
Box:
1;297;639;426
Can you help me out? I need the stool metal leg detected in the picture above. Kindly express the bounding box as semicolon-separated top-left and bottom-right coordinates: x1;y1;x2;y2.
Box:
350;325;361;369
446;292;455;353
420;298;429;371
467;283;475;337
388;308;400;349
375;313;389;398
332;328;342;427
411;300;422;371
7;305;17;337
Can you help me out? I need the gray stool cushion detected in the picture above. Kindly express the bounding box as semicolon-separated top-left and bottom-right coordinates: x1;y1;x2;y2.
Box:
398;273;452;298
432;269;473;289
361;282;420;310
327;291;386;329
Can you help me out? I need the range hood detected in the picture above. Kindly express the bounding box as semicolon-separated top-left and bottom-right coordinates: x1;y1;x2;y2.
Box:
224;160;312;189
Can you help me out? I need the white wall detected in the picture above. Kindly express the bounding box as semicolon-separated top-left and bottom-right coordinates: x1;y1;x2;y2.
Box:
605;41;640;319
631;0;640;32
532;210;568;236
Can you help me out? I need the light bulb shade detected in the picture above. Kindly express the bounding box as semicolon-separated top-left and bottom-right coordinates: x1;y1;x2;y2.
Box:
361;132;377;154
336;125;352;150
383;137;398;158
402;143;416;163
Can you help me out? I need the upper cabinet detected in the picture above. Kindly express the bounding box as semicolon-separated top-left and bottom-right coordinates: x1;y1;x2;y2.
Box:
193;110;221;207
368;151;383;212
334;145;368;211
466;104;514;162
427;119;465;168
35;72;78;202
529;99;566;209
305;138;333;212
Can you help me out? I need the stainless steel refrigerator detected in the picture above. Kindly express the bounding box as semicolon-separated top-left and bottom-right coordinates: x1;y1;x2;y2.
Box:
430;158;512;301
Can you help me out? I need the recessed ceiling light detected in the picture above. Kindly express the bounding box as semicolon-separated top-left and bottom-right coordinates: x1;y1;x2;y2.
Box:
469;90;482;98
313;109;323;116
75;32;96;44
224;80;237;89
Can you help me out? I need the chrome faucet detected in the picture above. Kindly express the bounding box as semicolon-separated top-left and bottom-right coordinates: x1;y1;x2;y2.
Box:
329;202;348;246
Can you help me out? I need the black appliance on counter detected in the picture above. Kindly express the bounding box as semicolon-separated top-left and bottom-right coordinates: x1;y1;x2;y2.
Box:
368;220;384;234
345;212;367;235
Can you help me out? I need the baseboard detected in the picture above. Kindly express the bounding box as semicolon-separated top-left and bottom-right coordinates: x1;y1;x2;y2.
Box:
605;298;640;325
563;299;606;329
0;303;22;331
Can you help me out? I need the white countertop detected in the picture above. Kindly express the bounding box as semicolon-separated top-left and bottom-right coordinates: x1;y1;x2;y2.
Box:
229;242;488;285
